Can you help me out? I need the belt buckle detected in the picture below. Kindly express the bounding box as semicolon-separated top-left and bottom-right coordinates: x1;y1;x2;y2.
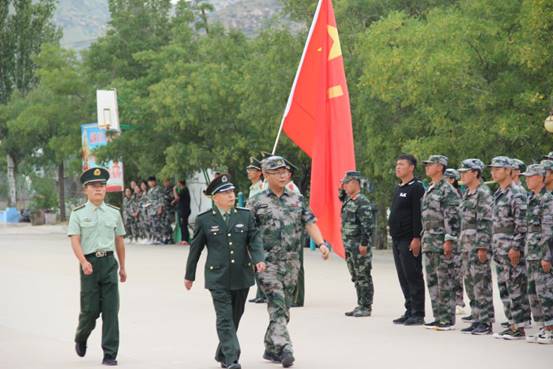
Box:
95;250;107;257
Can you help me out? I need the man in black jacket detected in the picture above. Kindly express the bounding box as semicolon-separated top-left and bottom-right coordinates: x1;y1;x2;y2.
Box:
388;154;426;325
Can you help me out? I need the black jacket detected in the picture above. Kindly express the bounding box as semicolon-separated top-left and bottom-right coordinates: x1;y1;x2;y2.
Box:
388;178;425;240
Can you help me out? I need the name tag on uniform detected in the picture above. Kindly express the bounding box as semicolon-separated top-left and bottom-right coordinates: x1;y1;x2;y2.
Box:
210;225;220;232
400;193;407;198
235;224;244;228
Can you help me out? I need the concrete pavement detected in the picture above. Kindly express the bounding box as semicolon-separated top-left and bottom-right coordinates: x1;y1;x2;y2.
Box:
0;224;551;369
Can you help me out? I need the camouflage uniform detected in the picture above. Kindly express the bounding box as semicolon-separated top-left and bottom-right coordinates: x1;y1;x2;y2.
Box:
147;185;165;243
248;184;316;357
122;195;135;241
523;166;553;328
341;177;374;312
491;177;531;328
421;156;461;326
138;191;150;240
459;181;495;324
162;185;175;243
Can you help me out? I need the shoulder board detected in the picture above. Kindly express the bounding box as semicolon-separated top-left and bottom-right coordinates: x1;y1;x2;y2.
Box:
72;204;86;211
197;209;212;218
235;207;250;212
107;204;120;211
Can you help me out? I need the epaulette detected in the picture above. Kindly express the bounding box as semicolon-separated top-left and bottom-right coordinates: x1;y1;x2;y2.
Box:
107;204;120;211
235;207;250;212
72;204;86;212
197;209;212;218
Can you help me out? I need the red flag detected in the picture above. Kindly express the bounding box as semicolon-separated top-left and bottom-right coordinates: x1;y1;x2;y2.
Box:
281;0;355;258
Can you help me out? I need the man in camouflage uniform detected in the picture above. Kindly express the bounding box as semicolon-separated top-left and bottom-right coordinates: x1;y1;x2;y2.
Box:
489;156;531;340
147;176;165;245
521;164;553;344
444;168;465;313
542;159;553;193
248;156;330;368
162;179;175;244
457;159;495;335
122;188;136;242
421;155;461;331
511;159;526;189
340;170;374;318
138;182;150;242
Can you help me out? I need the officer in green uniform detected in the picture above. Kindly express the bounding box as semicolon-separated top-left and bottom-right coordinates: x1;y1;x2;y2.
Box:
67;167;127;366
185;174;266;369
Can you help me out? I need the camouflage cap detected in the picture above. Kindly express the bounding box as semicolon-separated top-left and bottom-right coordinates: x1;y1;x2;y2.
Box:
543;151;553;160
444;168;460;180
511;158;526;172
521;164;545;177
488;156;513;168
458;158;484;172
423;155;448;166
541;159;553;172
261;155;289;171
341;170;362;183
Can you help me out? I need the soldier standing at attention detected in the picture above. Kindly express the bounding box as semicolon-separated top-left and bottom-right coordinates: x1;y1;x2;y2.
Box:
185;174;266;369
341;171;374;318
248;156;330;368
489;156;531;340
520;164;553;344
147;176;165;245
68;167;127;366
421;155;461;331
541;159;553;193
444;168;466;315
457;159;495;335
246;157;267;304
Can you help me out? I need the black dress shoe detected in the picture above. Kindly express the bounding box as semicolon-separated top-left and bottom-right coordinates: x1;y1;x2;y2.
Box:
75;342;86;357
281;351;295;368
403;316;425;326
392;315;410;324
102;357;118;366
256;298;267;303
248;298;258;303
227;363;241;369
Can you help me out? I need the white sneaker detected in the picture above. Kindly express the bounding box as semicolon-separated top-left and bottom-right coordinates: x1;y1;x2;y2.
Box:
537;329;553;344
456;306;465;315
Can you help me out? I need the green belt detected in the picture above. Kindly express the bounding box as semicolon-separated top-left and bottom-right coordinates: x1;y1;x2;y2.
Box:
493;226;514;235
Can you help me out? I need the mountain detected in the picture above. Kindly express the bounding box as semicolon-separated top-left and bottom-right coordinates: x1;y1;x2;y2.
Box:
53;0;288;50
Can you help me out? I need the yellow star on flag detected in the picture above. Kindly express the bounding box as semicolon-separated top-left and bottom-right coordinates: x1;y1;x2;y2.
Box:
327;25;342;61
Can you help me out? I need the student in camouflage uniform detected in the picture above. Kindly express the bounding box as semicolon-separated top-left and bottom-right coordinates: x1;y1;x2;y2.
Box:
340;170;374;318
521;164;553;344
162;179;175;244
541;159;553;193
421;155;461;331
147;176;165;245
138;181;150;242
122;187;135;242
457;159;495;335
511;159;526;189
489;156;531;340
444;168;466;313
248;156;330;368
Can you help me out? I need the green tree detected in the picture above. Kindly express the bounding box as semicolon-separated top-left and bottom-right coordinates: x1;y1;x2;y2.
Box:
0;0;60;206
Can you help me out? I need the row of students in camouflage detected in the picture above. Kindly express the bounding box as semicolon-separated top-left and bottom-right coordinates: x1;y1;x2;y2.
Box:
419;153;553;344
122;177;175;245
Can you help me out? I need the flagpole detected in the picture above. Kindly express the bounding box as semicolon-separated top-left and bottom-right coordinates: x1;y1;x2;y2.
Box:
271;0;324;155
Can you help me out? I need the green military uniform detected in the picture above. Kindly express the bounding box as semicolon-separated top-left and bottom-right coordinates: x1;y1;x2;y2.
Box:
67;168;126;363
185;174;264;368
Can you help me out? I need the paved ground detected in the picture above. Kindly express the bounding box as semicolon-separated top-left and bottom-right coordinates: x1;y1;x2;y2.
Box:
1;224;551;369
